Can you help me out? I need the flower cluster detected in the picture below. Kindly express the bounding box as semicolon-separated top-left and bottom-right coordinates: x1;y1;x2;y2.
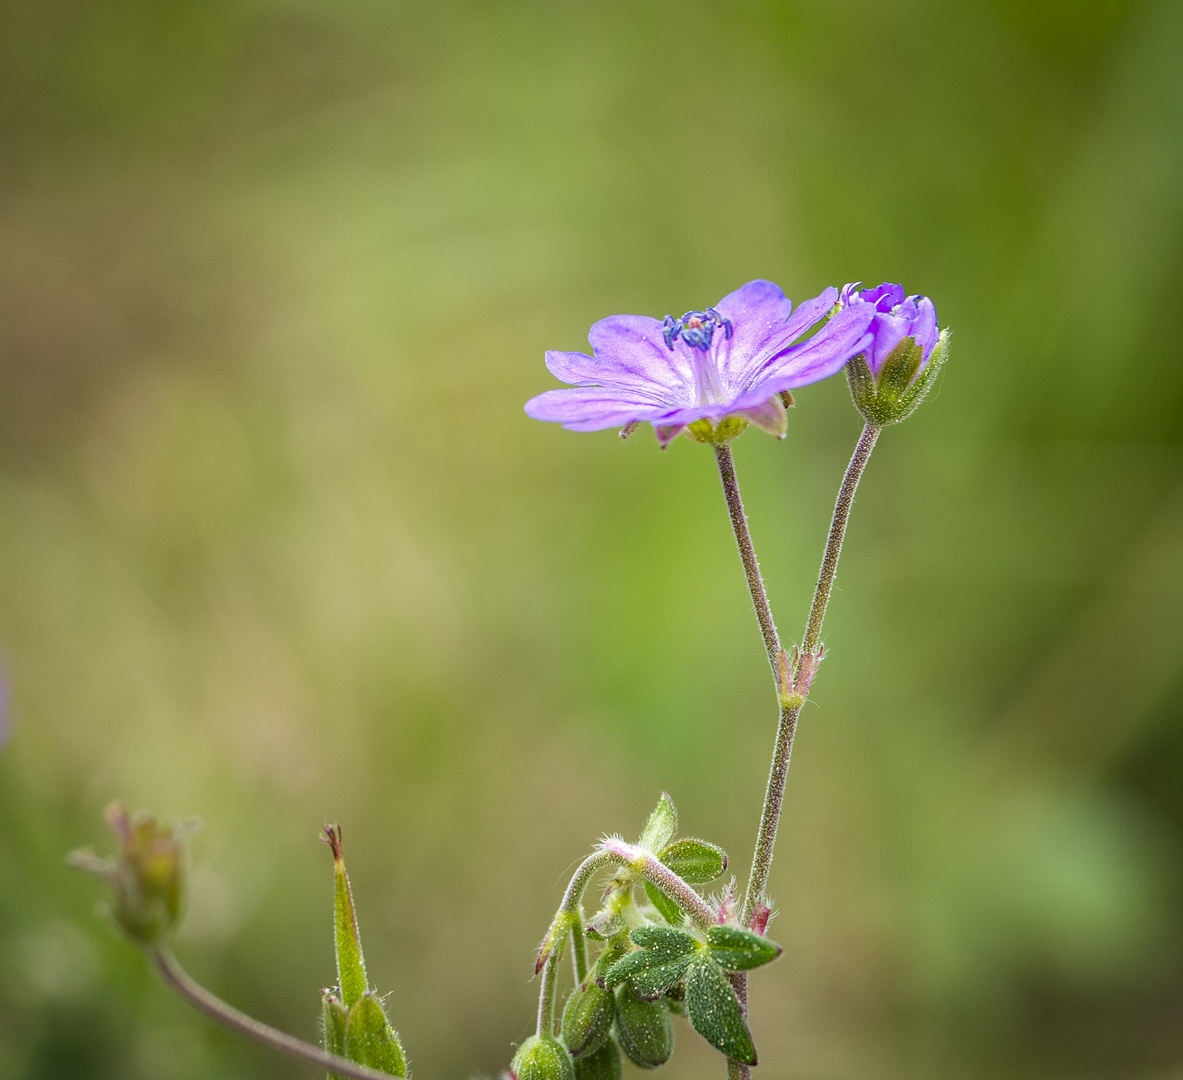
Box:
525;279;947;443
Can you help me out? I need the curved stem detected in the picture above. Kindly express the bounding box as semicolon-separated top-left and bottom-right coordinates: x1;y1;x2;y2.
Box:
151;947;398;1080
537;951;561;1037
714;444;781;675
534;845;716;1033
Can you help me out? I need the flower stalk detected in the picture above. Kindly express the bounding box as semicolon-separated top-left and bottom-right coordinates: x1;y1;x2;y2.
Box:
717;422;883;1080
150;947;397;1080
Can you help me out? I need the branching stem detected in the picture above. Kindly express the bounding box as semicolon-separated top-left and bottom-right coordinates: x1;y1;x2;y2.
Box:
715;423;882;1080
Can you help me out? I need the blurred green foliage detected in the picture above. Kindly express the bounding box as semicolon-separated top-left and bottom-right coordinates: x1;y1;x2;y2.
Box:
1;0;1182;1077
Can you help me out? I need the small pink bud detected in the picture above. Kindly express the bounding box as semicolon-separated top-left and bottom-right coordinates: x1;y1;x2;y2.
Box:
750;902;772;936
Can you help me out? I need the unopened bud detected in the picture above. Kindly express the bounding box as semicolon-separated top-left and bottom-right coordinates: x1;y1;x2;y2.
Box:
68;802;197;946
511;1035;574;1080
572;1038;623;1080
561;983;614;1058
613;985;673;1069
344;992;407;1077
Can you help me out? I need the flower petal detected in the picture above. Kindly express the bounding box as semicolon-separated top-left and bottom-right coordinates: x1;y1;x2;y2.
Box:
524;387;672;431
586;314;692;392
720;286;838;391
755;301;875;390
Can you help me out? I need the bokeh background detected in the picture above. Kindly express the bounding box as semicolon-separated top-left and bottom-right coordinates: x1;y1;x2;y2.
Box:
2;1;1182;1078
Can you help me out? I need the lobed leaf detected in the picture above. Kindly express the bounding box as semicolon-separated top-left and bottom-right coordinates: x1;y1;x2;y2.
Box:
683;957;756;1065
658;839;726;884
704;925;782;971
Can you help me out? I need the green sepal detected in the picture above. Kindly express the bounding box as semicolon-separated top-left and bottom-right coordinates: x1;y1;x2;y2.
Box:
638;794;677;854
561;982;615;1058
685;416;749;445
642;882;685;927
344;993;407;1077
586;907;626;941
603;927;697;1000
511;1035;574;1080
324;826;368;1007
613;985;673;1069
846;330;949;426
572;1038;623;1080
322;989;349;1080
658;839;726;884
683;956;756;1066
704;926;782;971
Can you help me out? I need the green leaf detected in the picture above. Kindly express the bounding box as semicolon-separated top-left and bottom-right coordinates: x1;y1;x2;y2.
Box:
658;838;727;884
344;993;407;1077
705;926;782;971
643;881;684;926
603;926;697;999
684;957;756;1065
638;793;677;854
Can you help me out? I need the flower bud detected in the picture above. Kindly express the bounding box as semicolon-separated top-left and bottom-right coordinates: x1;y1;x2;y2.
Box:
561;983;615;1058
840;283;948;425
572;1039;623;1080
511;1035;575;1080
344;992;407;1077
323;989;348;1054
612;985;673;1069
68;802;197;946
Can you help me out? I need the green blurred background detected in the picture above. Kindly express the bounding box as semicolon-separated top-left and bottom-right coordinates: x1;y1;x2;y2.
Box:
1;0;1182;1077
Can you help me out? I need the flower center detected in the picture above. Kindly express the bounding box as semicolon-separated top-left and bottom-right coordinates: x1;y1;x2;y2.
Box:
662;307;733;352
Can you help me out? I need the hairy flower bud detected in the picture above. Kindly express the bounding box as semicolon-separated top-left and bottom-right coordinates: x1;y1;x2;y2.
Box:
840;283;949;425
561;983;615;1058
511;1035;575;1080
572;1039;623;1080
613;985;673;1069
68;803;197;946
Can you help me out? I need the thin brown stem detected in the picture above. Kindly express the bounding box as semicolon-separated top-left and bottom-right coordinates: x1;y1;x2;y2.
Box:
714;444;781;673
151;947;398;1080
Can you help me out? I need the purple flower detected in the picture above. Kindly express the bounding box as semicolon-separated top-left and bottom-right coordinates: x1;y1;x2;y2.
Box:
839;282;940;378
839;282;948;426
525;281;875;447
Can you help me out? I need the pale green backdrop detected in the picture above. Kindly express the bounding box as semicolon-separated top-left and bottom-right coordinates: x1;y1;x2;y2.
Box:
1;1;1182;1078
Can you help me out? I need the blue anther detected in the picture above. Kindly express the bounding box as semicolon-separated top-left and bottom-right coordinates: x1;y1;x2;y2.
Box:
662;307;734;351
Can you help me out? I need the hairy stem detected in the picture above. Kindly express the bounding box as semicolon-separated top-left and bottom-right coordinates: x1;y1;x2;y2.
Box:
737;421;881;925
537;950;562;1037
716;424;883;1080
802;422;881;654
151;947;397;1080
714;444;781;673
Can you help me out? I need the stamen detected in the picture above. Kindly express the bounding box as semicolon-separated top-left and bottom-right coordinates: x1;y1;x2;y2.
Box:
662;307;733;351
